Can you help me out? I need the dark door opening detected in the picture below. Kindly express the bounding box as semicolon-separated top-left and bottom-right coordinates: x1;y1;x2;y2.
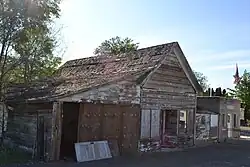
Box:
160;110;178;148
60;102;79;160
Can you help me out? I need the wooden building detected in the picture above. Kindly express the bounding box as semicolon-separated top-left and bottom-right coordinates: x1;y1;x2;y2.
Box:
4;42;202;161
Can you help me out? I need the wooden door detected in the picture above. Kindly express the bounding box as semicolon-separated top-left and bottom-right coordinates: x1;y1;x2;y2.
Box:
102;104;121;141
121;105;140;154
36;110;53;161
78;103;102;142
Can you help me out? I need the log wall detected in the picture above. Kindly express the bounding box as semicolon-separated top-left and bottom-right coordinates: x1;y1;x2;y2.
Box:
5;103;53;155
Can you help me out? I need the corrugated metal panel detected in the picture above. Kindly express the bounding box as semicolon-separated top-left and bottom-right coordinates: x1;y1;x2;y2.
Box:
151;110;160;138
75;141;112;162
140;109;151;138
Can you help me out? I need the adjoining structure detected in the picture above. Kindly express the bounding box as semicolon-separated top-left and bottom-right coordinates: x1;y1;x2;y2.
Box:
3;42;202;161
196;96;241;144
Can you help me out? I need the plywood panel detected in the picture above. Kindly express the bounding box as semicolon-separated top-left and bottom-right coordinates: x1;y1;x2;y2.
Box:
140;109;151;138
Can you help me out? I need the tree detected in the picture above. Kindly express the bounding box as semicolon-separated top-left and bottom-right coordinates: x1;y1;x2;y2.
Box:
228;70;250;120
0;0;61;94
12;26;62;84
194;71;209;91
94;36;139;55
0;0;62;144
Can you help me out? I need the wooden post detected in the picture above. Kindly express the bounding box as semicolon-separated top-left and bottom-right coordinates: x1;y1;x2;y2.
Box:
51;101;63;161
193;108;196;146
176;110;180;136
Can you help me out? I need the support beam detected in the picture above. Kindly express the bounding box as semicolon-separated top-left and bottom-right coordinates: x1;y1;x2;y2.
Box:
51;101;63;161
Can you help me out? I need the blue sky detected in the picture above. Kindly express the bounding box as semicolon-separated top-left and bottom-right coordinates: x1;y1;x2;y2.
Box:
57;0;250;89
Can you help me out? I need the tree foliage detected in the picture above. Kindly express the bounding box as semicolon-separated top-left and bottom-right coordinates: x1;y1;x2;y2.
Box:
0;0;62;89
194;71;209;91
94;36;139;55
0;0;62;143
12;26;62;84
228;70;250;120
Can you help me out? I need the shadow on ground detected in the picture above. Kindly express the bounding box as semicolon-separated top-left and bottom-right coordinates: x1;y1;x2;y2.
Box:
4;140;250;167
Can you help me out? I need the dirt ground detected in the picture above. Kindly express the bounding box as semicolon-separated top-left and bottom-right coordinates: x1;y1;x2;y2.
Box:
5;140;250;167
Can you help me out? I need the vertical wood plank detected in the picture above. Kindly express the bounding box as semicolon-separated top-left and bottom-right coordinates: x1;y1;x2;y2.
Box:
77;103;84;142
51;101;63;161
193;108;196;145
150;110;160;138
56;102;63;160
162;110;166;136
176;110;180;136
140;109;151;138
51;103;56;160
102;104;121;141
121;105;140;154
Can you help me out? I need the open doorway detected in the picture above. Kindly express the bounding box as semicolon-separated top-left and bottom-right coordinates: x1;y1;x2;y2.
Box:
179;110;187;135
160;110;178;148
60;102;80;160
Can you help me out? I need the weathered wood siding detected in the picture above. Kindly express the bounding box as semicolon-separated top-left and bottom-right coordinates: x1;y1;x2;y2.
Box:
141;53;196;139
6;112;37;150
5;103;53;154
0;103;8;137
36;110;53;161
59;80;140;104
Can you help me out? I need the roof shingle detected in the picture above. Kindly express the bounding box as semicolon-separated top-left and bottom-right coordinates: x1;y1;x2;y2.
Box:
6;42;176;102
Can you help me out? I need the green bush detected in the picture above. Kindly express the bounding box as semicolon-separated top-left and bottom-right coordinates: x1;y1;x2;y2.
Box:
0;146;31;165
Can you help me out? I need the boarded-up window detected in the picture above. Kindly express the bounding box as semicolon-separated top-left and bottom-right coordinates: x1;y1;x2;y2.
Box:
140;109;160;139
233;114;237;128
140;110;151;138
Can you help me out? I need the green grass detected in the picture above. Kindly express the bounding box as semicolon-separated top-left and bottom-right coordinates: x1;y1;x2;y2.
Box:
0;146;32;165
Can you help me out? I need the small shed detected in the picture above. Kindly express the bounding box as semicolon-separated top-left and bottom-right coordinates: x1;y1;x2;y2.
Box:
195;106;219;145
197;96;241;143
4;42;202;161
